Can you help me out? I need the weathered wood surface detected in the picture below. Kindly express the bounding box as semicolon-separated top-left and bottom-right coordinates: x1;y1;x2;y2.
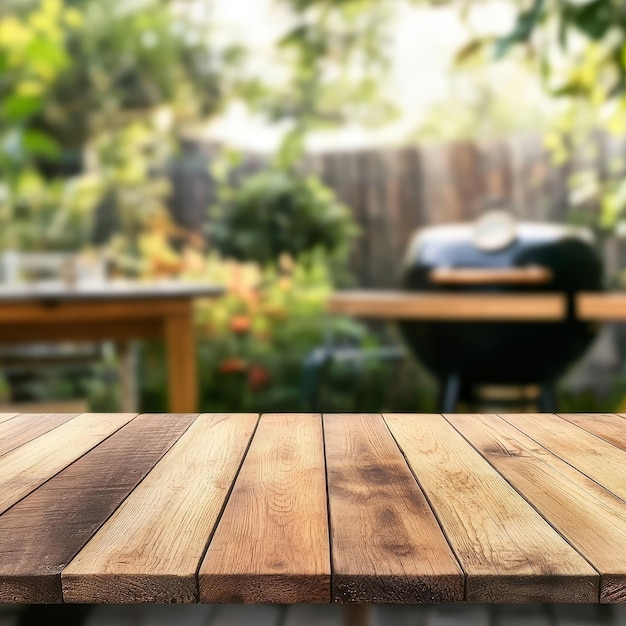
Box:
0;413;137;516
384;413;597;602
0;412;78;458
447;413;626;603
0;413;18;425
62;413;258;603
200;413;329;603
0;413;196;603
324;413;464;604
1;412;626;605
500;413;626;503
557;413;626;452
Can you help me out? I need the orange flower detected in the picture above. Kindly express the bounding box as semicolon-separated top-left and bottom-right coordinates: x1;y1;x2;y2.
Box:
248;364;271;390
218;357;248;374
151;257;183;277
230;314;252;334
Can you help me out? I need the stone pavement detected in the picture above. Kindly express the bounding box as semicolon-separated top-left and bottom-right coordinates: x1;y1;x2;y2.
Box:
3;603;626;626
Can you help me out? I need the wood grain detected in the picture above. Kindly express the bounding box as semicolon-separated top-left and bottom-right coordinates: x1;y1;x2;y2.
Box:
200;414;330;603
0;413;18;425
327;291;565;321
62;413;259;603
384;414;598;602
0;413;197;603
165;309;197;414
501;413;626;503
325;414;464;604
447;414;626;603
0;413;78;458
557;413;626;452
0;412;137;516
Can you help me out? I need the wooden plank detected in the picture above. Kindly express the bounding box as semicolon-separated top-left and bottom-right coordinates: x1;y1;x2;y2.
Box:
421;144;462;224
0;413;197;603
384;414;598;602
383;151;405;278
397;147;425;242
0;319;163;343
447;413;626;603
325;413;464;604
364;151;395;287
327;291;566;321
0;413;79;458
62;413;259;603
577;293;626;321
0;413;18;425
481;139;513;205
165;308;198;413
558;413;626;452
0;412;137;516
500;413;626;503
200;413;329;603
450;141;485;221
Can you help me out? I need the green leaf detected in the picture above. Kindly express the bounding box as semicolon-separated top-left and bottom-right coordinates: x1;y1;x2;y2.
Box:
493;35;515;61
454;38;489;66
1;95;43;121
22;129;60;158
493;0;544;60
567;0;613;40
24;38;68;71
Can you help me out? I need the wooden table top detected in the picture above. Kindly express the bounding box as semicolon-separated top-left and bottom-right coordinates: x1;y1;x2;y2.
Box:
0;279;224;303
327;290;626;321
1;412;625;605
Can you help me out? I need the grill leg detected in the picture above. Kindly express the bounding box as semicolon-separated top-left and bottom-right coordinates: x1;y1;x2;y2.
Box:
538;382;558;412
438;373;462;413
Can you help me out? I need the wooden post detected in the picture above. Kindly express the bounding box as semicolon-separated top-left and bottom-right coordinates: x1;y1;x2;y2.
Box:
164;303;197;413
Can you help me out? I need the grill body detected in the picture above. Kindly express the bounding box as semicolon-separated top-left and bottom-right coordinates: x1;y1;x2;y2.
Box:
398;220;604;393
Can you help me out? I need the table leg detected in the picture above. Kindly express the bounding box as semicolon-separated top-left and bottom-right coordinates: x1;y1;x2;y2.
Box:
341;604;370;626
116;340;138;413
164;308;198;413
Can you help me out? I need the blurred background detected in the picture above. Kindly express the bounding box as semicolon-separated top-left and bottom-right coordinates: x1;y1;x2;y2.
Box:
2;0;626;416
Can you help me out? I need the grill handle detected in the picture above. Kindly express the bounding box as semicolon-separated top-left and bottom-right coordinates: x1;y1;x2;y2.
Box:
429;266;553;285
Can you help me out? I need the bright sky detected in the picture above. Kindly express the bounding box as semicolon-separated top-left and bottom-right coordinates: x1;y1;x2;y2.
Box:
205;0;522;152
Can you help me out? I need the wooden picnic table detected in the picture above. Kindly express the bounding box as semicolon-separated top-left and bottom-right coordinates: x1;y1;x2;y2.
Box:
0;280;224;413
0;411;625;612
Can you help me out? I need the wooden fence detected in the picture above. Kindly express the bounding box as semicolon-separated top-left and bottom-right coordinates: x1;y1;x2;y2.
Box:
168;132;626;287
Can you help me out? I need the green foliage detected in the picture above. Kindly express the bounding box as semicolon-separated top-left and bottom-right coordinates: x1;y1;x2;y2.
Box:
7;0;244;152
0;168;102;251
136;253;434;413
0;0;78;179
210;168;358;267
254;0;400;168
457;0;626;117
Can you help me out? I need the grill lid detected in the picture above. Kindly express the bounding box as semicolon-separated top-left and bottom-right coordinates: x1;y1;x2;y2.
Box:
472;210;517;252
